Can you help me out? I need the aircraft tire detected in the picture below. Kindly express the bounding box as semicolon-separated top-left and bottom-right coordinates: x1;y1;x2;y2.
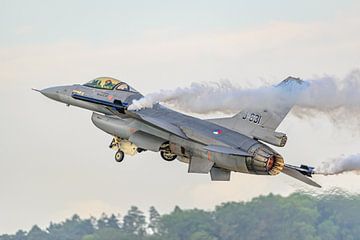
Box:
115;150;125;162
160;151;177;161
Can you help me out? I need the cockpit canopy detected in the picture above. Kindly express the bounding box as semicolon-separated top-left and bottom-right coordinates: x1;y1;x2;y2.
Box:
84;77;137;92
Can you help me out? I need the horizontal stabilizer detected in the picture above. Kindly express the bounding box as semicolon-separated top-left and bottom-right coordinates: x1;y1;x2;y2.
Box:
204;145;252;156
282;164;321;188
285;164;315;177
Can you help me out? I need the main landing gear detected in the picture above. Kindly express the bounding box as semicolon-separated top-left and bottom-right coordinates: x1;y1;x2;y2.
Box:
109;138;177;163
159;143;177;161
160;151;177;161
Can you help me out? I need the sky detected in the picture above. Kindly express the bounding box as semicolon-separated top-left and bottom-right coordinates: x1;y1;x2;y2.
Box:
1;0;360;234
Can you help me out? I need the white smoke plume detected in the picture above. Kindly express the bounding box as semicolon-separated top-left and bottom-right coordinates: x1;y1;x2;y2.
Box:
315;154;360;175
128;78;301;113
128;70;360;120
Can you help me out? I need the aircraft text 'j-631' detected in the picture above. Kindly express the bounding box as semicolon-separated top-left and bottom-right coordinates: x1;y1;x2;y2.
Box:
36;76;321;188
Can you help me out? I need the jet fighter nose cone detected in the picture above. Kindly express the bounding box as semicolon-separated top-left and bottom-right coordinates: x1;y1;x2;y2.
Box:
40;87;62;101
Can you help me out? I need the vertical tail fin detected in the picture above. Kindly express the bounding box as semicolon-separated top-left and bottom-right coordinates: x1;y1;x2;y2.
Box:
208;77;307;147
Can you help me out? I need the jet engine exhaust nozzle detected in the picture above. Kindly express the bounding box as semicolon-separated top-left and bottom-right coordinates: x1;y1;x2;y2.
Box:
247;145;284;176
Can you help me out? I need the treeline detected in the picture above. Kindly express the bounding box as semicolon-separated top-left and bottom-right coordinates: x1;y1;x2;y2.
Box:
2;192;360;240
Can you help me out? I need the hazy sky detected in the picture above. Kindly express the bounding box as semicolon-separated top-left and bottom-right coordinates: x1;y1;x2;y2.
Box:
1;0;360;234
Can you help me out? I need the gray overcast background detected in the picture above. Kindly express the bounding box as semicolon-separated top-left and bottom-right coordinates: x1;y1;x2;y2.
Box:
1;0;360;234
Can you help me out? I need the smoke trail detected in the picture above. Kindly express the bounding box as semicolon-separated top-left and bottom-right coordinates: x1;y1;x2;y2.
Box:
315;154;360;175
292;70;360;122
128;78;305;113
128;70;360;119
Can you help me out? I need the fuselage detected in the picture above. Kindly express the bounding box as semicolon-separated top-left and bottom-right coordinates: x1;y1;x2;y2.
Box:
37;77;324;188
39;77;284;177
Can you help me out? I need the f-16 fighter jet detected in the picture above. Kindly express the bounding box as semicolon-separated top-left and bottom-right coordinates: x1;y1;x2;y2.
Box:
36;77;320;188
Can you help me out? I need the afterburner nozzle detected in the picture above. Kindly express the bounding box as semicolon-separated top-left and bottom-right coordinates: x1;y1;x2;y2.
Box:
247;145;284;176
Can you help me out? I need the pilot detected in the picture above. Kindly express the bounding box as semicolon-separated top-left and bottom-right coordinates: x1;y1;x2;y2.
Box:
104;79;113;89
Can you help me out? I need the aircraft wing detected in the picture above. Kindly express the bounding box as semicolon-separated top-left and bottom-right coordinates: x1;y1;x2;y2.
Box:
136;114;189;139
73;94;188;139
282;164;321;188
106;107;189;139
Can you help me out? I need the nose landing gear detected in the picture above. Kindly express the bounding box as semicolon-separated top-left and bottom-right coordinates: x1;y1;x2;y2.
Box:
109;137;138;163
115;150;125;162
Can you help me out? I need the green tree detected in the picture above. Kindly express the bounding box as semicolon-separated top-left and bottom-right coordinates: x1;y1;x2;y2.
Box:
159;207;217;240
214;193;321;240
0;230;27;240
107;214;121;229
47;214;94;240
148;206;161;234
189;231;217;240
2;193;360;240
96;213;108;230
14;230;27;240
0;234;14;240
27;225;48;240
81;235;96;240
82;228;139;240
123;206;146;236
97;213;119;230
317;220;339;240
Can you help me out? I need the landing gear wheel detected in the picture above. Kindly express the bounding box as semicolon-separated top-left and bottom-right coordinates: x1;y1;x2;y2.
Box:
160;151;177;161
115;150;125;162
